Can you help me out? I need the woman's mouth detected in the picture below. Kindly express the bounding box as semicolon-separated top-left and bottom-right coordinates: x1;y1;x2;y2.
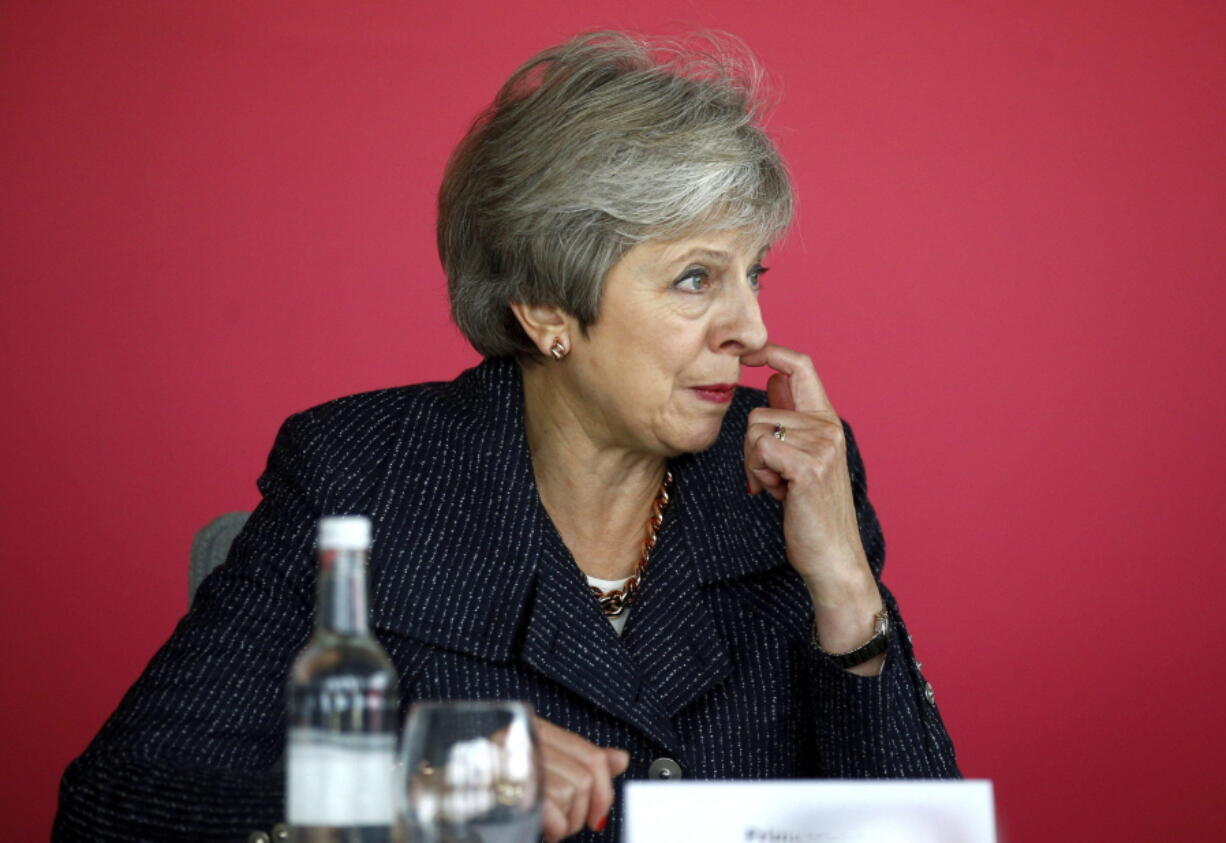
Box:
690;384;737;403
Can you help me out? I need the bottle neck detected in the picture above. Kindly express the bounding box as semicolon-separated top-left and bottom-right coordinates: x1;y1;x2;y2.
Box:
315;547;370;637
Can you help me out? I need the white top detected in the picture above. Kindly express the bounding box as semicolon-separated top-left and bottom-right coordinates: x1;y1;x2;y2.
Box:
585;574;631;635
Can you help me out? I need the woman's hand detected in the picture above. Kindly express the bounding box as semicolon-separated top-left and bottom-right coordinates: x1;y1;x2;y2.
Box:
740;344;885;670
535;716;630;841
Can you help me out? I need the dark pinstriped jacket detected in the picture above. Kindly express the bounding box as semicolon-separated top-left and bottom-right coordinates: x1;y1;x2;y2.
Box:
54;357;959;842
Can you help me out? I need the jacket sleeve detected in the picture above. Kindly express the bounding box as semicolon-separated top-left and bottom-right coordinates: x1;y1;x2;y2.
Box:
53;413;324;841
807;421;961;778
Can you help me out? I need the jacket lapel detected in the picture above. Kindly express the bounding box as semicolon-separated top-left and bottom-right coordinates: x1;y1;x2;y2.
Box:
519;519;684;754
620;434;791;723
619;479;731;722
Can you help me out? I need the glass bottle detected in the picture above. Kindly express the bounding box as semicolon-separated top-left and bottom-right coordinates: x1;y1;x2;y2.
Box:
287;516;400;842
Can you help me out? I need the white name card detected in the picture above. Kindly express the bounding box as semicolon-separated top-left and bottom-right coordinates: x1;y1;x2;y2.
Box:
624;780;995;843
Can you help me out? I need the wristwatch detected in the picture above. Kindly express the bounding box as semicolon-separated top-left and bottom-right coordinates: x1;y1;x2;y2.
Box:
813;608;890;668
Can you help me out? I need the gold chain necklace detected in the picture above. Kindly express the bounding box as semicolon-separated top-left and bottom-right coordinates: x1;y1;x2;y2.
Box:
589;470;674;618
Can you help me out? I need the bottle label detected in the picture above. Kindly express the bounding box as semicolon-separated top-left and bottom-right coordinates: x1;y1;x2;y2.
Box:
286;730;397;826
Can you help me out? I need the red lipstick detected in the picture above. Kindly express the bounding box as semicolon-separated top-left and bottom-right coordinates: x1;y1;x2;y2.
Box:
691;383;737;403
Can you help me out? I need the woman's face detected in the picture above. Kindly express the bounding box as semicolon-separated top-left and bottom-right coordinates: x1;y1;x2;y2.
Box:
562;229;770;456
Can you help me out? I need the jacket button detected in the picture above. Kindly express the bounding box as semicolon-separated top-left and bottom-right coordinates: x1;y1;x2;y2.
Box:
271;824;291;841
247;833;270;843
648;757;683;780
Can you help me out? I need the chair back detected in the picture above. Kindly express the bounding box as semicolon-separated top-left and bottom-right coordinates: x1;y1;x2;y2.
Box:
189;511;250;606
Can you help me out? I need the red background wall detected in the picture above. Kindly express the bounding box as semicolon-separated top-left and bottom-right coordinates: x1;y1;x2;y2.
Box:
3;2;1224;840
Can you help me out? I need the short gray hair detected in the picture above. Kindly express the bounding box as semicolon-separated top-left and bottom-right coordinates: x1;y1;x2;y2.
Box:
438;31;794;359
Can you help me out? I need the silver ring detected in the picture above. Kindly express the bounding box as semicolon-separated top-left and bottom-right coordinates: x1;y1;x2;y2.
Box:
772;422;786;441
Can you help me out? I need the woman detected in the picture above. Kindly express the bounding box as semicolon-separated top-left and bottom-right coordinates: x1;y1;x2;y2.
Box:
55;31;958;842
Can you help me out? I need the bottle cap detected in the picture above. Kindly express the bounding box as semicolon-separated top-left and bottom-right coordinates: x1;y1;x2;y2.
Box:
317;516;372;551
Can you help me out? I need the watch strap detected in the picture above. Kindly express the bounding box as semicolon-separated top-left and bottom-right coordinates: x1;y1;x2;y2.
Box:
813;608;890;668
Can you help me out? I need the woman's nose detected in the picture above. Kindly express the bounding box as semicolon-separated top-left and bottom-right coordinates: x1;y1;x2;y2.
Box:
715;281;768;355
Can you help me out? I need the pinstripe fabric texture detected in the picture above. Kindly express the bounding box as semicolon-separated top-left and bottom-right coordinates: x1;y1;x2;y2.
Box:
54;357;959;842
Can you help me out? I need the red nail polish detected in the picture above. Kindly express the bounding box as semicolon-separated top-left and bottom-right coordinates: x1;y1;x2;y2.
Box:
595;815;608;832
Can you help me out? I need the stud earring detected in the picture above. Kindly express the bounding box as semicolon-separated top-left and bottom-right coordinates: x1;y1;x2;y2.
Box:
549;338;568;360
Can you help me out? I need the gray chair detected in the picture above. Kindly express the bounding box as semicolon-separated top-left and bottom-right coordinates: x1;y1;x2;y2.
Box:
189;511;250;607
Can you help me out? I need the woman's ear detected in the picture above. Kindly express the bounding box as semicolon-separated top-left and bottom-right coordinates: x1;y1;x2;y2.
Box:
510;301;571;358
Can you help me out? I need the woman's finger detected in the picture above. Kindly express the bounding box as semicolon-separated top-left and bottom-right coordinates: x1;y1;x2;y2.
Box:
604;747;631;776
534;716;622;832
752;465;787;501
748;435;789;501
744;412;816;496
743;420;784;497
745;420;840;502
536;718;609;829
541;798;571;843
767;371;793;412
740;344;835;415
540;750;592;837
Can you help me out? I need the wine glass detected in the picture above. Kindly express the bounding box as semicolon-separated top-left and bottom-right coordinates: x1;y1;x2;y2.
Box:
400;701;543;843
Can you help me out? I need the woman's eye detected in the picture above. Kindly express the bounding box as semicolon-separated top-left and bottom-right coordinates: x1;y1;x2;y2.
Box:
748;264;770;291
673;268;710;293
